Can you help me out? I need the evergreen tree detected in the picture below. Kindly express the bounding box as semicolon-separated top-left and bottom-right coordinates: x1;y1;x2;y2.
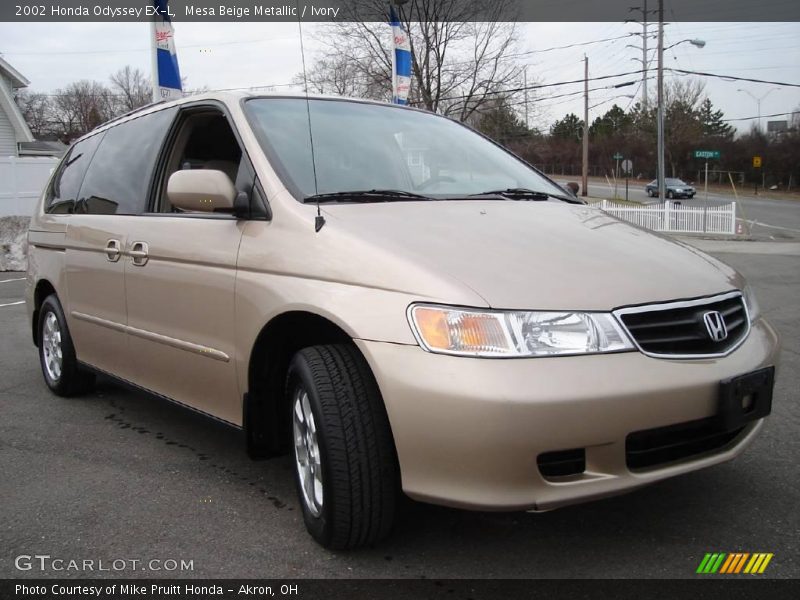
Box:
699;98;734;139
550;113;583;140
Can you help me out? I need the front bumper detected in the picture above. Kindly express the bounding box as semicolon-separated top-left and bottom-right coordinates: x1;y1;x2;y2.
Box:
356;318;779;511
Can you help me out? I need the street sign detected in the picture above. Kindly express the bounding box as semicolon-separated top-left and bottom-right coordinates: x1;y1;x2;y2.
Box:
612;152;623;160
621;159;633;174
694;150;720;160
753;156;762;168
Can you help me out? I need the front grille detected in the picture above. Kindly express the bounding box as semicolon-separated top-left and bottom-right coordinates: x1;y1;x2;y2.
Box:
615;292;748;357
626;417;745;470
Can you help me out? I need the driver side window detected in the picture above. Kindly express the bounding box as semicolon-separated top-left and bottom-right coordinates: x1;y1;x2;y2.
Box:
155;109;244;213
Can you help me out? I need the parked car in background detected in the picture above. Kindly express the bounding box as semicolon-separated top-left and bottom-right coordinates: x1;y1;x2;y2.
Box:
646;178;696;199
27;93;778;550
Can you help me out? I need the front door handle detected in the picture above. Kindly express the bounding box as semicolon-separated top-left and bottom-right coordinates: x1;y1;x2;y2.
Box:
105;239;121;262
129;241;149;267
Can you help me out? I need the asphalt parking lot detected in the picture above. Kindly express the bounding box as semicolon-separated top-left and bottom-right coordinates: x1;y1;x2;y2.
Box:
1;244;798;580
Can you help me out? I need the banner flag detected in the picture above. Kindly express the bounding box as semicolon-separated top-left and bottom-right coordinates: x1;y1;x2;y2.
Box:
389;4;411;105
151;0;182;102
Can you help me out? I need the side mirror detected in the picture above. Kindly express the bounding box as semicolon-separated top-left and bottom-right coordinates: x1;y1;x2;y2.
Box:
564;182;580;196
167;169;236;212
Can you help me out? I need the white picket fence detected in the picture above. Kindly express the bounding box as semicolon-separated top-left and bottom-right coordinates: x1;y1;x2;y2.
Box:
0;156;59;217
592;199;737;235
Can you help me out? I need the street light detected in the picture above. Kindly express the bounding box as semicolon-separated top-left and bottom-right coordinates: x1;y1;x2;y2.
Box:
656;1;705;202
664;38;705;51
736;88;781;133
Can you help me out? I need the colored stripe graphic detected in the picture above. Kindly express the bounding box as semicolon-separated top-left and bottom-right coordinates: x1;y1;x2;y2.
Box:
719;554;736;574
733;553;750;573
698;552;772;574
757;554;773;573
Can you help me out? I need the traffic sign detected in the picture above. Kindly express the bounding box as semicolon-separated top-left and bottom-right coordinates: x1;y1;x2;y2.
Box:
694;150;720;160
753;156;762;168
612;152;623;160
621;159;633;174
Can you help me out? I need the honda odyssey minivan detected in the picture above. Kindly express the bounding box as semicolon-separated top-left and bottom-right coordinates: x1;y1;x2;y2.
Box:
26;93;779;549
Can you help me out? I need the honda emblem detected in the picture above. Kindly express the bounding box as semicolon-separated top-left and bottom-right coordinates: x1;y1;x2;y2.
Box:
703;311;728;342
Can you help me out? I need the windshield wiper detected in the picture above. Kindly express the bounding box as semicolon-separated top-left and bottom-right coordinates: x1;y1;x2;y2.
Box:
468;188;585;205
304;189;434;203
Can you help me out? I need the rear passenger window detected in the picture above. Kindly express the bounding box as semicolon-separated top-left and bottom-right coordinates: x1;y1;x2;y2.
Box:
45;133;104;214
77;108;176;215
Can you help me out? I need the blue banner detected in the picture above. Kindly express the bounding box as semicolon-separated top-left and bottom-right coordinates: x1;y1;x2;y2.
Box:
389;4;411;105
151;0;182;101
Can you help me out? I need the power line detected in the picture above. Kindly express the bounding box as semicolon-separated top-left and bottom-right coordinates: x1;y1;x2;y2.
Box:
723;111;797;122
408;69;645;105
666;68;800;88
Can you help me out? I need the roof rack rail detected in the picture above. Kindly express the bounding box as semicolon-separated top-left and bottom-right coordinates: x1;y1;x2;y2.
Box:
91;99;169;131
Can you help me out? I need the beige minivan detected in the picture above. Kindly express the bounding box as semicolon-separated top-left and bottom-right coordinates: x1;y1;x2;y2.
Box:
26;93;779;549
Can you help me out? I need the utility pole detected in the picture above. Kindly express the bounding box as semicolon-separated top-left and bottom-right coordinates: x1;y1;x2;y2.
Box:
642;0;648;106
656;0;665;202
627;2;654;107
523;66;529;129
582;55;589;197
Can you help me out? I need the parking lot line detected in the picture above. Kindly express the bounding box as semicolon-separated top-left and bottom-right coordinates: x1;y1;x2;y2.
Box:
0;278;25;283
0;301;24;308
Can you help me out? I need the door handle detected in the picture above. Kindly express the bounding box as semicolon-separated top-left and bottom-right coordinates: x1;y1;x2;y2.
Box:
105;239;121;262
129;241;149;266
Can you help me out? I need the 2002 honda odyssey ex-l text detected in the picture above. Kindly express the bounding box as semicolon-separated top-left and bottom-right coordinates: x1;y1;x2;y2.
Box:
26;93;779;549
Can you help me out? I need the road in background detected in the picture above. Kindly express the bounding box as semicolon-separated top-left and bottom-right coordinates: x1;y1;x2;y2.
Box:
1;247;798;579
556;176;800;241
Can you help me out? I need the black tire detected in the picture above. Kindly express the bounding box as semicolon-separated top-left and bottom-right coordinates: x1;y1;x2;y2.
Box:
286;344;398;549
667;190;674;199
37;294;95;396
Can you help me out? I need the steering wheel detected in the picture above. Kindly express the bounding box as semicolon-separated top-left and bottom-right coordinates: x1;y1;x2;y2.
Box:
415;175;457;191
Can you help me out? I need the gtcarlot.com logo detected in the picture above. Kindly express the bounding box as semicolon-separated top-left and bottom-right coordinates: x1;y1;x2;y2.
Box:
696;552;774;574
15;554;194;572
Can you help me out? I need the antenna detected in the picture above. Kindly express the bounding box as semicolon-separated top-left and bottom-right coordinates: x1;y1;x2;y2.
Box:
296;7;325;232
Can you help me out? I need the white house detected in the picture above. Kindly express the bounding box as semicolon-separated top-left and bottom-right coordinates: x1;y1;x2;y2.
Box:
0;56;35;157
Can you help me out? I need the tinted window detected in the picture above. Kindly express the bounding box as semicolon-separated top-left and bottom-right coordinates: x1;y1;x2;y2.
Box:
77;108;176;215
45;133;104;214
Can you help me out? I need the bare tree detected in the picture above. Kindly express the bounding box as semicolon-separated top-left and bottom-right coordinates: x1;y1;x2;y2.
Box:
302;0;524;121
293;53;376;98
109;66;152;112
48;80;117;142
14;89;52;139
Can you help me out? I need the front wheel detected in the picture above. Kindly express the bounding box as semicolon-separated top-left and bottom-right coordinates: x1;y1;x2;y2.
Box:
287;344;398;549
38;294;95;396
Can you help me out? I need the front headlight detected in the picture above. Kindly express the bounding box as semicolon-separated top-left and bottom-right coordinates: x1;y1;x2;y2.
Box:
408;304;635;358
743;285;760;322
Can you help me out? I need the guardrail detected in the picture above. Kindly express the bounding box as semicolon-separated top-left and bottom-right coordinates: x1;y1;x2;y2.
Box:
592;199;737;235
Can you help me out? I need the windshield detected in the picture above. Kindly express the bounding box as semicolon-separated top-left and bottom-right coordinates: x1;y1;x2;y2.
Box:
244;98;566;199
666;178;687;185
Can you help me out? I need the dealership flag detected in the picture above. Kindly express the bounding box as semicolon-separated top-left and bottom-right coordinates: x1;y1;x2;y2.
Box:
390;5;411;105
150;0;182;102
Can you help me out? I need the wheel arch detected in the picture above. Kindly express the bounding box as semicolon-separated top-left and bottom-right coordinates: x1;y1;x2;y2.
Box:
244;310;359;458
31;279;57;346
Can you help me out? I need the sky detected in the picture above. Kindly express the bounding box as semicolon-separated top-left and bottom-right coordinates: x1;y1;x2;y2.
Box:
1;20;798;134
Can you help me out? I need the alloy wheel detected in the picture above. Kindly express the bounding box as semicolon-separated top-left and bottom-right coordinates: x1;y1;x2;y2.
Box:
42;311;63;382
292;387;324;517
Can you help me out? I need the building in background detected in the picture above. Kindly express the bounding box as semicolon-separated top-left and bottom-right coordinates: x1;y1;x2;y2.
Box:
0;56;34;157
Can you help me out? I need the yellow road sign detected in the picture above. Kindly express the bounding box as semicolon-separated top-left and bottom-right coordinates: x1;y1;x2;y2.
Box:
753;156;762;168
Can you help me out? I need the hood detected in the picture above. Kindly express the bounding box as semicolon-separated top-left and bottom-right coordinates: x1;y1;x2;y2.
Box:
322;200;742;311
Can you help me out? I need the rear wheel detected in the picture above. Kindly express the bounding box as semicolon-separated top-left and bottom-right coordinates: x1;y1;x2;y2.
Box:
287;344;397;549
38;294;95;396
